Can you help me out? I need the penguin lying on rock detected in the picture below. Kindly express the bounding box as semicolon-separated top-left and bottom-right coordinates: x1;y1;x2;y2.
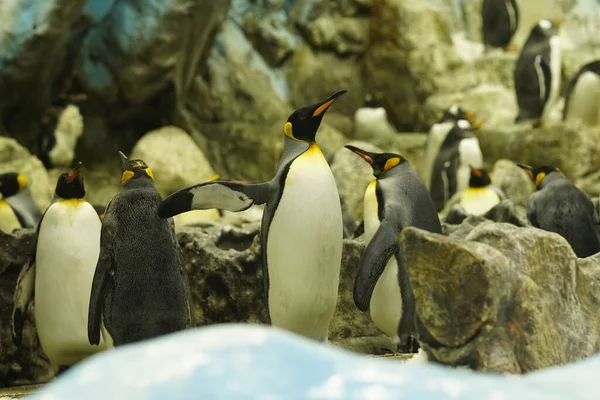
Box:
12;162;109;374
159;90;346;343
88;152;194;347
518;164;600;258
459;167;506;216
0;172;42;233
345;145;442;352
514;19;563;127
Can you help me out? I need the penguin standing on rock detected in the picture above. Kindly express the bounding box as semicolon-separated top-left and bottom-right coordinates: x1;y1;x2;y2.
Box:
459;166;506;216
345;145;442;350
158;91;346;342
422;105;479;191
430;119;483;212
518;164;600;258
482;0;519;50
563;60;600;126
11;163;109;374
514;19;563;127
88;152;194;347
0;173;42;232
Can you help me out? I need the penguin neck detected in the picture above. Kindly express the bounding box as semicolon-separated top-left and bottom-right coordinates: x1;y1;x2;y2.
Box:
283;135;312;153
122;178;156;190
539;172;565;189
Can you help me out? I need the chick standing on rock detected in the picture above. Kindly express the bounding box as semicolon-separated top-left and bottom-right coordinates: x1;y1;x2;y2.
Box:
158;90;346;343
345;145;442;352
422;105;479;192
518;164;600;258
11;163;109;374
88;152;194;347
0;172;42;232
459;166;506;216
514;19;563;127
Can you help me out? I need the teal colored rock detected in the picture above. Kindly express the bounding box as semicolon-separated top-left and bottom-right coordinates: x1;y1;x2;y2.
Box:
31;324;598;400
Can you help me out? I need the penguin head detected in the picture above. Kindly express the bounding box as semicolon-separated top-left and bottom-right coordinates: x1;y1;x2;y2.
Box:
469;166;492;188
517;164;561;189
363;92;384;108
119;151;155;185
446;119;479;142
285;90;346;143
345;145;406;178
530;19;563;41
0;172;28;199
55;162;85;199
438;106;484;129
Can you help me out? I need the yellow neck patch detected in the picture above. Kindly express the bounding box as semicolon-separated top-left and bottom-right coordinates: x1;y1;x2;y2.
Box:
535;172;546;188
17;175;27;191
121;170;134;184
284;122;294;139
59;199;84;206
146;168;154;180
384;157;401;172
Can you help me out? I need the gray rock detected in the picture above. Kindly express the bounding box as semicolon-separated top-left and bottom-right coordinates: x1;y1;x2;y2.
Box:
0;137;51;211
478;120;600;182
301;15;370;56
401;223;600;373
576;170;600;198
330;141;382;223
243;13;298;67
130;126;216;197
364;0;478;131
443;200;529;229
491;159;535;207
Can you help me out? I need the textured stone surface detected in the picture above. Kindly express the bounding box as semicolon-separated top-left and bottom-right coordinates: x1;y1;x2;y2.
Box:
0;138;51;210
401;223;600;373
130;126;216;197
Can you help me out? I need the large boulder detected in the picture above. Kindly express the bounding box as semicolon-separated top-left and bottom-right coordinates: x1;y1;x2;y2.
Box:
0;137;52;210
401;222;600;373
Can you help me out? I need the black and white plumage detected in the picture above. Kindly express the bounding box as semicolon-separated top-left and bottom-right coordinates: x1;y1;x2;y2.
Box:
482;0;519;49
430;119;483;212
563;60;600;126
159;91;346;342
88;153;194;347
0;173;42;233
514;19;563;125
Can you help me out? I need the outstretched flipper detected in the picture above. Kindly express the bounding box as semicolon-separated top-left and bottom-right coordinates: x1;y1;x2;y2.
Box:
11;260;36;345
158;181;274;218
88;202;116;346
353;218;400;311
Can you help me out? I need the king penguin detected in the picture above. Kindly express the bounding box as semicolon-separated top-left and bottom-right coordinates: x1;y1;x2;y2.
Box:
158;90;346;342
518;164;600;258
11;162;109;374
482;0;519;50
88;153;194;347
422;105;479;191
459;166;506;216
345;145;442;350
563;60;600;126
514;19;563;127
0;173;42;233
430;119;483;212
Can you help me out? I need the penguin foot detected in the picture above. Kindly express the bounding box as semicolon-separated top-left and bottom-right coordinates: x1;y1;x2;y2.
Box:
504;46;520;53
397;335;420;354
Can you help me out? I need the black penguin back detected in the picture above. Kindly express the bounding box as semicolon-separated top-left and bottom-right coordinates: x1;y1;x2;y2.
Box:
482;0;519;48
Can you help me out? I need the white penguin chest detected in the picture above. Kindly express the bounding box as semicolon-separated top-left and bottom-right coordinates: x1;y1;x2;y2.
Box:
363;181;402;338
266;144;343;341
566;72;600;125
457;138;483;193
543;35;562;119
0;200;21;233
460;187;501;216
35;200;106;365
423;122;453;188
354;108;394;138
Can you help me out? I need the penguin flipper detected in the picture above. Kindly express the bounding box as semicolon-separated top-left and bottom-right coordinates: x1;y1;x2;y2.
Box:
88;208;116;346
6;189;43;229
158;181;273;218
11;260;36;346
353;219;400;311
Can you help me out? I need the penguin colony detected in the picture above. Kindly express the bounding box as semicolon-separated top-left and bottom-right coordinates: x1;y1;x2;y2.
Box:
2;2;600;375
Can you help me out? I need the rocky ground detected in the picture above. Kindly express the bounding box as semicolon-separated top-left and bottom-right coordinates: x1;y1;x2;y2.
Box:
2;0;600;389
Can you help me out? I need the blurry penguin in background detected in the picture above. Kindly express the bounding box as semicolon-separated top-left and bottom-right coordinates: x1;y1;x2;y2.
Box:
0;173;42;232
563;60;600;126
430;119;483;212
481;0;519;51
514;19;563;127
353;92;397;139
38;104;84;169
518;164;600;258
422;105;480;191
459;166;506;216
